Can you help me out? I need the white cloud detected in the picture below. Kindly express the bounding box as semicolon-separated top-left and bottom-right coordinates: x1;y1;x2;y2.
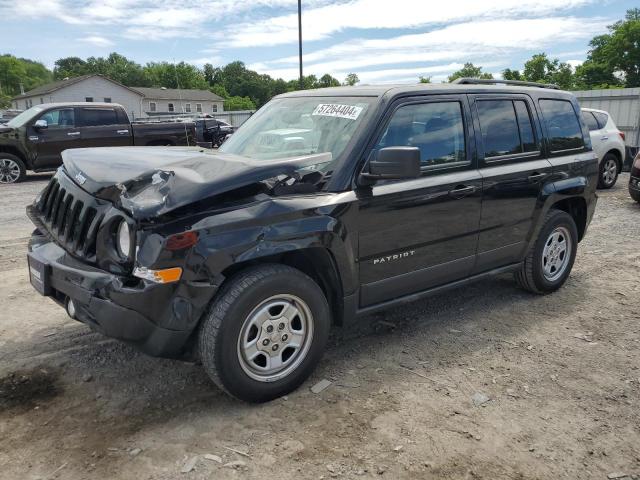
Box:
3;0;334;32
80;35;115;47
251;17;607;82
224;0;596;47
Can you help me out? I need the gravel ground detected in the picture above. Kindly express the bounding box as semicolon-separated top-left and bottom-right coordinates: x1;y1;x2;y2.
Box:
0;174;639;480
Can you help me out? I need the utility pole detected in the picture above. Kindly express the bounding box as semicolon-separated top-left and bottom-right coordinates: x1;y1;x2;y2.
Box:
298;0;303;90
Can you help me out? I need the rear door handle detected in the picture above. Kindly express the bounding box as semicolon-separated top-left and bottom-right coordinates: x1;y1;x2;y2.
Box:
117;129;129;134
67;131;80;136
448;185;476;198
528;172;547;182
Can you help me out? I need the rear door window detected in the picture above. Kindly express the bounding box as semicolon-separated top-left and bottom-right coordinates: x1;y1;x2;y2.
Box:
476;99;538;159
79;108;119;127
592;111;609;129
539;99;584;152
581;111;600;131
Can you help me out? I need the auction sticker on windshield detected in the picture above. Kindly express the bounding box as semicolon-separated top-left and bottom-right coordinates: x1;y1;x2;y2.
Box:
312;104;363;120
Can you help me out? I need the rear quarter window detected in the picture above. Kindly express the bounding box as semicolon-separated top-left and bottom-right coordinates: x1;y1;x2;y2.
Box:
540;99;584;152
581;111;600;131
592;111;609;129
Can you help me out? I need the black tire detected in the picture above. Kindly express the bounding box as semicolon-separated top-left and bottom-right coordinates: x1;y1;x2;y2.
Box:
597;153;619;189
515;209;578;294
630;188;640;204
0;153;27;184
198;264;331;403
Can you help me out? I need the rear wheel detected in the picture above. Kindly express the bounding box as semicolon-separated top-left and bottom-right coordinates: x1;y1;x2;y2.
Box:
0;154;26;184
198;264;331;402
598;153;619;189
515;209;578;294
630;187;640;204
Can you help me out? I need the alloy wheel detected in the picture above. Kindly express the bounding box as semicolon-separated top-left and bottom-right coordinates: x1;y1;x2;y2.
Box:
602;158;618;186
0;158;21;184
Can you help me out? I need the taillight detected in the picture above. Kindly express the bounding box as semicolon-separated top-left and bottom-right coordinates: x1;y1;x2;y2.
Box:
618;131;626;141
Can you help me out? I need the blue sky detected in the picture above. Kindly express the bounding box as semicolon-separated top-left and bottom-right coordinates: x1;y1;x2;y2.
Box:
0;0;636;84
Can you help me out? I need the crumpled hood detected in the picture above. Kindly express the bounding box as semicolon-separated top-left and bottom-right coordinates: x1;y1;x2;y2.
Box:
62;147;331;219
0;125;14;134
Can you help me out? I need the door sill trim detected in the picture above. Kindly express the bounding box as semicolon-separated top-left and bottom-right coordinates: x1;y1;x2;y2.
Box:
355;263;521;317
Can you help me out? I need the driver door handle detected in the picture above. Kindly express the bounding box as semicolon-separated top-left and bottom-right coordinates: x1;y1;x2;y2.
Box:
67;131;80;136
448;185;476;198
528;172;547;182
117;129;129;134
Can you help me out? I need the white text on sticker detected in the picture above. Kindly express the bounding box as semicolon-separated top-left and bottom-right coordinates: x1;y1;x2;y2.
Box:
312;104;363;120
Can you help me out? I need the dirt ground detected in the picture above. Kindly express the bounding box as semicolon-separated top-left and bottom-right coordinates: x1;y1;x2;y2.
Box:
0;173;639;480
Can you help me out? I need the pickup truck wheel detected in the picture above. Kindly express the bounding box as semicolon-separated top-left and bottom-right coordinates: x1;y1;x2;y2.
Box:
198;264;330;403
515;209;578;294
598;153;619;189
0;154;26;184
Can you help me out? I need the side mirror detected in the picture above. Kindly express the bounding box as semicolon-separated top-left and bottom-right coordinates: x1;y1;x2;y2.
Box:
34;119;48;130
362;146;421;181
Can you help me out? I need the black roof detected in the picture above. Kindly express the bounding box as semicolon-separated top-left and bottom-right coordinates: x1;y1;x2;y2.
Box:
278;82;572;99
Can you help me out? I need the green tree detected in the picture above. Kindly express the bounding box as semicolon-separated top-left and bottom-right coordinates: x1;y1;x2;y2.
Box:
0;93;12;109
53;56;88;80
318;74;341;88
224;96;256;110
0;54;52;98
577;8;640;87
448;63;493;82
143;61;208;90
519;53;575;89
419;76;432;83
84;53;147;86
210;83;229;99
502;68;523;81
344;73;359;86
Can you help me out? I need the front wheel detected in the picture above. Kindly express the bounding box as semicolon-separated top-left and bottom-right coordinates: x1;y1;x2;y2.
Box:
198;264;331;402
515;209;578;294
598;153;619;189
0;154;26;184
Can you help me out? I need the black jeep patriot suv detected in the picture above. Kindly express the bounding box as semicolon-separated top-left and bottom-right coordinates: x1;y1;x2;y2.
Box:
27;79;598;402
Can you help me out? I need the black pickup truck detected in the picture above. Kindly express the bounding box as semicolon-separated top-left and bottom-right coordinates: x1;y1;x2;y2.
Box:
27;80;598;402
0;102;195;183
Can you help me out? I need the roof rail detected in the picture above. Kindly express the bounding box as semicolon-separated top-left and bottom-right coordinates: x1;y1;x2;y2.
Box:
451;77;560;90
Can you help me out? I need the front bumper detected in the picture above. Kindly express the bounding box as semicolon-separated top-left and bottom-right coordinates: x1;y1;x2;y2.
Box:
28;239;218;358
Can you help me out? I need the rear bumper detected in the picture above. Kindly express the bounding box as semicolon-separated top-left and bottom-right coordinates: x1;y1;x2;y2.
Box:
28;239;218;358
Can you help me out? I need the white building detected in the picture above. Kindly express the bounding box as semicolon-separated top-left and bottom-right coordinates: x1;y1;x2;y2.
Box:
12;74;225;120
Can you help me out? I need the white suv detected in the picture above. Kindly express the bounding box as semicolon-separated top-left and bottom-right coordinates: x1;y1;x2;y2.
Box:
581;108;626;189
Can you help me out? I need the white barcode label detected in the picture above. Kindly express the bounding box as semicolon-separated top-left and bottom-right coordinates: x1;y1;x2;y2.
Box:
312;104;363;120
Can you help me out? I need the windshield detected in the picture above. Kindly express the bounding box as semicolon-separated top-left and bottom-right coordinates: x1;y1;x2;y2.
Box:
219;97;375;166
7;105;46;128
